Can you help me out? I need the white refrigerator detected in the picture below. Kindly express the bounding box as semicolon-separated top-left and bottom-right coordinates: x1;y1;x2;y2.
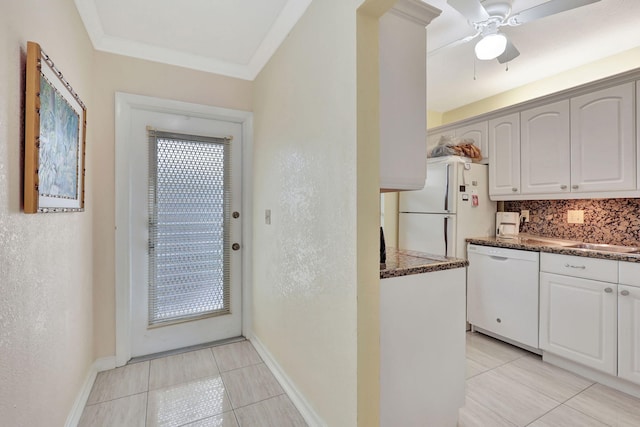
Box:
398;156;496;259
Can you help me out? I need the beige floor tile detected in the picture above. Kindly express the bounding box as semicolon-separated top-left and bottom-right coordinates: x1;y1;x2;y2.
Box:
458;396;517;427
79;392;147;427
149;348;219;390
466;332;527;370
466;358;490;379
495;355;593;402
466;369;560;426
235;395;307;427
146;375;232;427
87;361;149;405
565;383;640;426
528;404;608;427
212;341;262;372
221;363;284;409
181;411;239;427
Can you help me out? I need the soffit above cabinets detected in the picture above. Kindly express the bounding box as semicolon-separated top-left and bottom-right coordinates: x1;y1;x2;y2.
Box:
74;0;312;80
424;0;640;112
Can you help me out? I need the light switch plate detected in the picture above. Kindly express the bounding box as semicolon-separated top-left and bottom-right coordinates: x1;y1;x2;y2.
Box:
567;210;584;224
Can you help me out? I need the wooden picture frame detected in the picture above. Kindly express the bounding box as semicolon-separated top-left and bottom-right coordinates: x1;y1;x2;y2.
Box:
24;41;86;213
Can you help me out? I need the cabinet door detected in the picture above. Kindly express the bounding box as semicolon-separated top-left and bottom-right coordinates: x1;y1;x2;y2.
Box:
521;100;570;195
539;272;617;375
619;284;640;385
489;113;520;197
379;11;427;191
570;83;635;193
456;121;489;163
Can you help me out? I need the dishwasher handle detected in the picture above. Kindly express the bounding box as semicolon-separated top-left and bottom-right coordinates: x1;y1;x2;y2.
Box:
489;255;509;261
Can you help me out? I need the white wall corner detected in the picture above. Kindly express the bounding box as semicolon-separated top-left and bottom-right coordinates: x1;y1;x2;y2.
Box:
248;334;327;427
64;356;117;427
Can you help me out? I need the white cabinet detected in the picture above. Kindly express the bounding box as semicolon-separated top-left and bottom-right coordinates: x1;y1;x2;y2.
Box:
570;83;636;193
380;268;465;426
618;262;640;385
489;113;520;196
520;100;570;195
456;121;489;163
379;1;440;191
539;254;618;375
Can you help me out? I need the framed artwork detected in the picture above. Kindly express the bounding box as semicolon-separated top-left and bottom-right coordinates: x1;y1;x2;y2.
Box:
24;41;86;213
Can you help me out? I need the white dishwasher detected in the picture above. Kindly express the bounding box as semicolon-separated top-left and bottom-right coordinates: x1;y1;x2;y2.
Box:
467;243;540;350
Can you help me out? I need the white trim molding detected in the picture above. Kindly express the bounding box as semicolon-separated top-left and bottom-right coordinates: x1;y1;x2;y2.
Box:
115;92;254;366
65;357;116;427
248;334;326;427
73;0;312;80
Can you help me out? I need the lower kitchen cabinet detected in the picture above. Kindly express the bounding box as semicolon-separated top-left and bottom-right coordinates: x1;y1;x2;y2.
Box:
380;267;465;426
618;261;640;386
539;272;618;375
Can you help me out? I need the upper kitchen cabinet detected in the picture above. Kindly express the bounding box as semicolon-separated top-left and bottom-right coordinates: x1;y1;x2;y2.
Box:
570;83;636;193
521;100;571;195
379;0;440;191
455;122;489;164
488;113;520;197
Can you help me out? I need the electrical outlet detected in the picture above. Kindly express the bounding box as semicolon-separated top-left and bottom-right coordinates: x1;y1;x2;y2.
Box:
521;210;530;222
567;210;584;224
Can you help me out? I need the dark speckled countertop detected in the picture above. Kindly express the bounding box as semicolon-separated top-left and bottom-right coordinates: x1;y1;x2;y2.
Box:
466;235;640;263
380;247;468;279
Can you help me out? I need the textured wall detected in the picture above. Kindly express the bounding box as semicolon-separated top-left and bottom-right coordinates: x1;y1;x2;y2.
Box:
505;198;640;246
252;0;362;424
0;0;94;425
91;52;252;359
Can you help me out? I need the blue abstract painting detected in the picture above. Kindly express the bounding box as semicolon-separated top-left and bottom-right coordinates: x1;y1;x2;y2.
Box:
38;76;79;199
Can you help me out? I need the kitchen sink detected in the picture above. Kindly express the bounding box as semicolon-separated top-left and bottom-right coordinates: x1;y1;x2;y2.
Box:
565;243;640;254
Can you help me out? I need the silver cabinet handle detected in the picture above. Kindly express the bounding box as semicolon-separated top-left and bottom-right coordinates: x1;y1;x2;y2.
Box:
572;185;579;189
565;263;586;269
605;287;613;293
621;290;630;296
512;187;518;192
560;185;567;190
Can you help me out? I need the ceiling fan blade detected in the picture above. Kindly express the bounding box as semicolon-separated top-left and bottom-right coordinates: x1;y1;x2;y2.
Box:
509;0;600;25
497;39;520;64
447;0;489;23
428;32;481;57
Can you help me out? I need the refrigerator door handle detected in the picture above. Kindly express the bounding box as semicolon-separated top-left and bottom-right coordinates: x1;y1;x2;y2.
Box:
444;216;449;256
444;163;450;212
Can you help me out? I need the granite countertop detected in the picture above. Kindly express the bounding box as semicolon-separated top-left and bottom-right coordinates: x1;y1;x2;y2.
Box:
380;247;468;279
466;235;640;263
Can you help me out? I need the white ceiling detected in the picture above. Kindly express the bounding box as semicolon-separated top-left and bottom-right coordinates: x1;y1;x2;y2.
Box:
425;0;640;112
74;0;312;80
75;0;640;112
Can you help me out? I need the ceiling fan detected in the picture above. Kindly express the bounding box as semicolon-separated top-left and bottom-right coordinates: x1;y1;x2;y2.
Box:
432;0;601;63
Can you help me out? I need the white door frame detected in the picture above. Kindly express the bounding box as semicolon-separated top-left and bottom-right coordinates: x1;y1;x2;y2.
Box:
114;92;253;366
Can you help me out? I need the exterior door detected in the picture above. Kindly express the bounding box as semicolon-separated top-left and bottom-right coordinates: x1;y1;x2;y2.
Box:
121;102;243;358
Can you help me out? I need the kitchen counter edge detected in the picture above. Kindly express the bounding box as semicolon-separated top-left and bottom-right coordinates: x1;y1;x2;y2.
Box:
466;237;640;263
380;247;468;279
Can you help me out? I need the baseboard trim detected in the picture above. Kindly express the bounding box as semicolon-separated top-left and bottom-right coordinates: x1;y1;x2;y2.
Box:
248;334;326;427
65;356;117;427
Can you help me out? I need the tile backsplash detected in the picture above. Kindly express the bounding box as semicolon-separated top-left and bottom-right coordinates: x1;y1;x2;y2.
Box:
504;199;640;246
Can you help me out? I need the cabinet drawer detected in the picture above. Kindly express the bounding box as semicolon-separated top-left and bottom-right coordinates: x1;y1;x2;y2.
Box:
540;253;618;283
619;262;640;287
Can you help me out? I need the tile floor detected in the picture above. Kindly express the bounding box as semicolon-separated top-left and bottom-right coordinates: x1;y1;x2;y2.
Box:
460;331;640;427
79;340;307;427
81;333;640;426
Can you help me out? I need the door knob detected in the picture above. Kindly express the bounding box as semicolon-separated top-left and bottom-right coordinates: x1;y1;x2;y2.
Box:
232;243;240;251
621;290;630;296
232;211;240;219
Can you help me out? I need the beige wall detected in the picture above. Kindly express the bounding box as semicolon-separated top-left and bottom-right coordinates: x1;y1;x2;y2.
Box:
252;0;383;424
0;0;94;425
441;46;640;124
91;52;253;358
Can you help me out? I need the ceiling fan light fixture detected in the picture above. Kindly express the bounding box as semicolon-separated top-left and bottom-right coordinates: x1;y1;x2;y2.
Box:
474;33;507;60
